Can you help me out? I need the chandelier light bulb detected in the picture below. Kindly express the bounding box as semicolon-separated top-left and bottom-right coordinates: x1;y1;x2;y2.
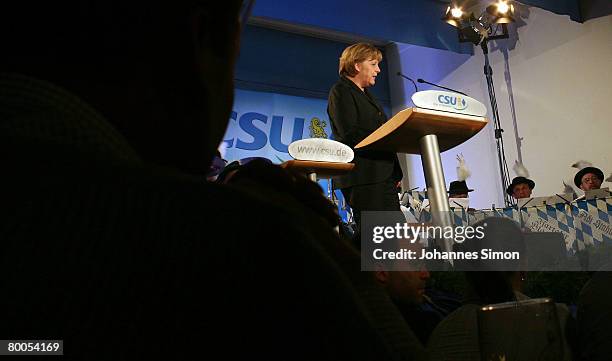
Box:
451;6;463;18
496;1;510;14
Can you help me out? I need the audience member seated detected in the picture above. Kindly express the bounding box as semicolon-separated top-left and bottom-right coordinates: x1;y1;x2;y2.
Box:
574;166;605;191
367;239;459;346
427;218;573;361
375;254;430;343
375;262;460;346
0;1;427;359
507;176;536;199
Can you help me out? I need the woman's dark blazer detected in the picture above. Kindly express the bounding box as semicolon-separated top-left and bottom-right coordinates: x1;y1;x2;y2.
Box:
327;76;402;189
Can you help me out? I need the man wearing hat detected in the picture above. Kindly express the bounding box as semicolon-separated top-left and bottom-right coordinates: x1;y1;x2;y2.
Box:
507;177;535;199
448;181;473;199
574;167;605;191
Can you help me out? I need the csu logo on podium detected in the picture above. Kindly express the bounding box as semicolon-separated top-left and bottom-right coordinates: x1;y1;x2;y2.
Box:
437;95;467;111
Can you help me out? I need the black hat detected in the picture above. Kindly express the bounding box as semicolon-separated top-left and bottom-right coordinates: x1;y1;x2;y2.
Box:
448;180;473;195
574;167;604;188
506;176;535;196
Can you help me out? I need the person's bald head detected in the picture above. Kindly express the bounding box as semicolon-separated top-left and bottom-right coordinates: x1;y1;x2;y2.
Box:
374;239;430;306
1;1;244;174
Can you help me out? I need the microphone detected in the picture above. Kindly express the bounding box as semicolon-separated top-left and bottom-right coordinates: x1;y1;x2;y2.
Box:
417;78;467;96
451;200;466;211
396;72;418;94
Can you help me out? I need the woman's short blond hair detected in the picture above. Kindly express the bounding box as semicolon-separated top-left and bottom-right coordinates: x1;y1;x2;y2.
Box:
338;43;382;77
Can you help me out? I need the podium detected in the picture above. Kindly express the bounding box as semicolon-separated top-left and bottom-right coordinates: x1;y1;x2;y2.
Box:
356;106;488;244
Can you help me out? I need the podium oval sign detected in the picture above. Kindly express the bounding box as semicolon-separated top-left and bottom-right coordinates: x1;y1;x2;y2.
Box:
288;138;354;163
412;90;487;117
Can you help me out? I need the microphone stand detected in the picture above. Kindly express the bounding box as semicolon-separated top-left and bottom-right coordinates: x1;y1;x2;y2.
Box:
482;39;512;207
397;72;418;95
451;200;469;225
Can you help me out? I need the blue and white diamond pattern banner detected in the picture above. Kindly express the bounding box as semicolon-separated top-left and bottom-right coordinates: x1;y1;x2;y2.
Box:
399;197;612;254
573;199;612;248
523;204;579;253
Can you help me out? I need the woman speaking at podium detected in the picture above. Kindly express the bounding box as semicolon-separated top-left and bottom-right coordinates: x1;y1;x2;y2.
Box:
327;43;403;241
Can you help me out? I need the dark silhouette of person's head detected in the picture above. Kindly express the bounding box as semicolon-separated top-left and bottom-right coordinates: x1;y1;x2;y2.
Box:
1;0;243;174
0;2;434;359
